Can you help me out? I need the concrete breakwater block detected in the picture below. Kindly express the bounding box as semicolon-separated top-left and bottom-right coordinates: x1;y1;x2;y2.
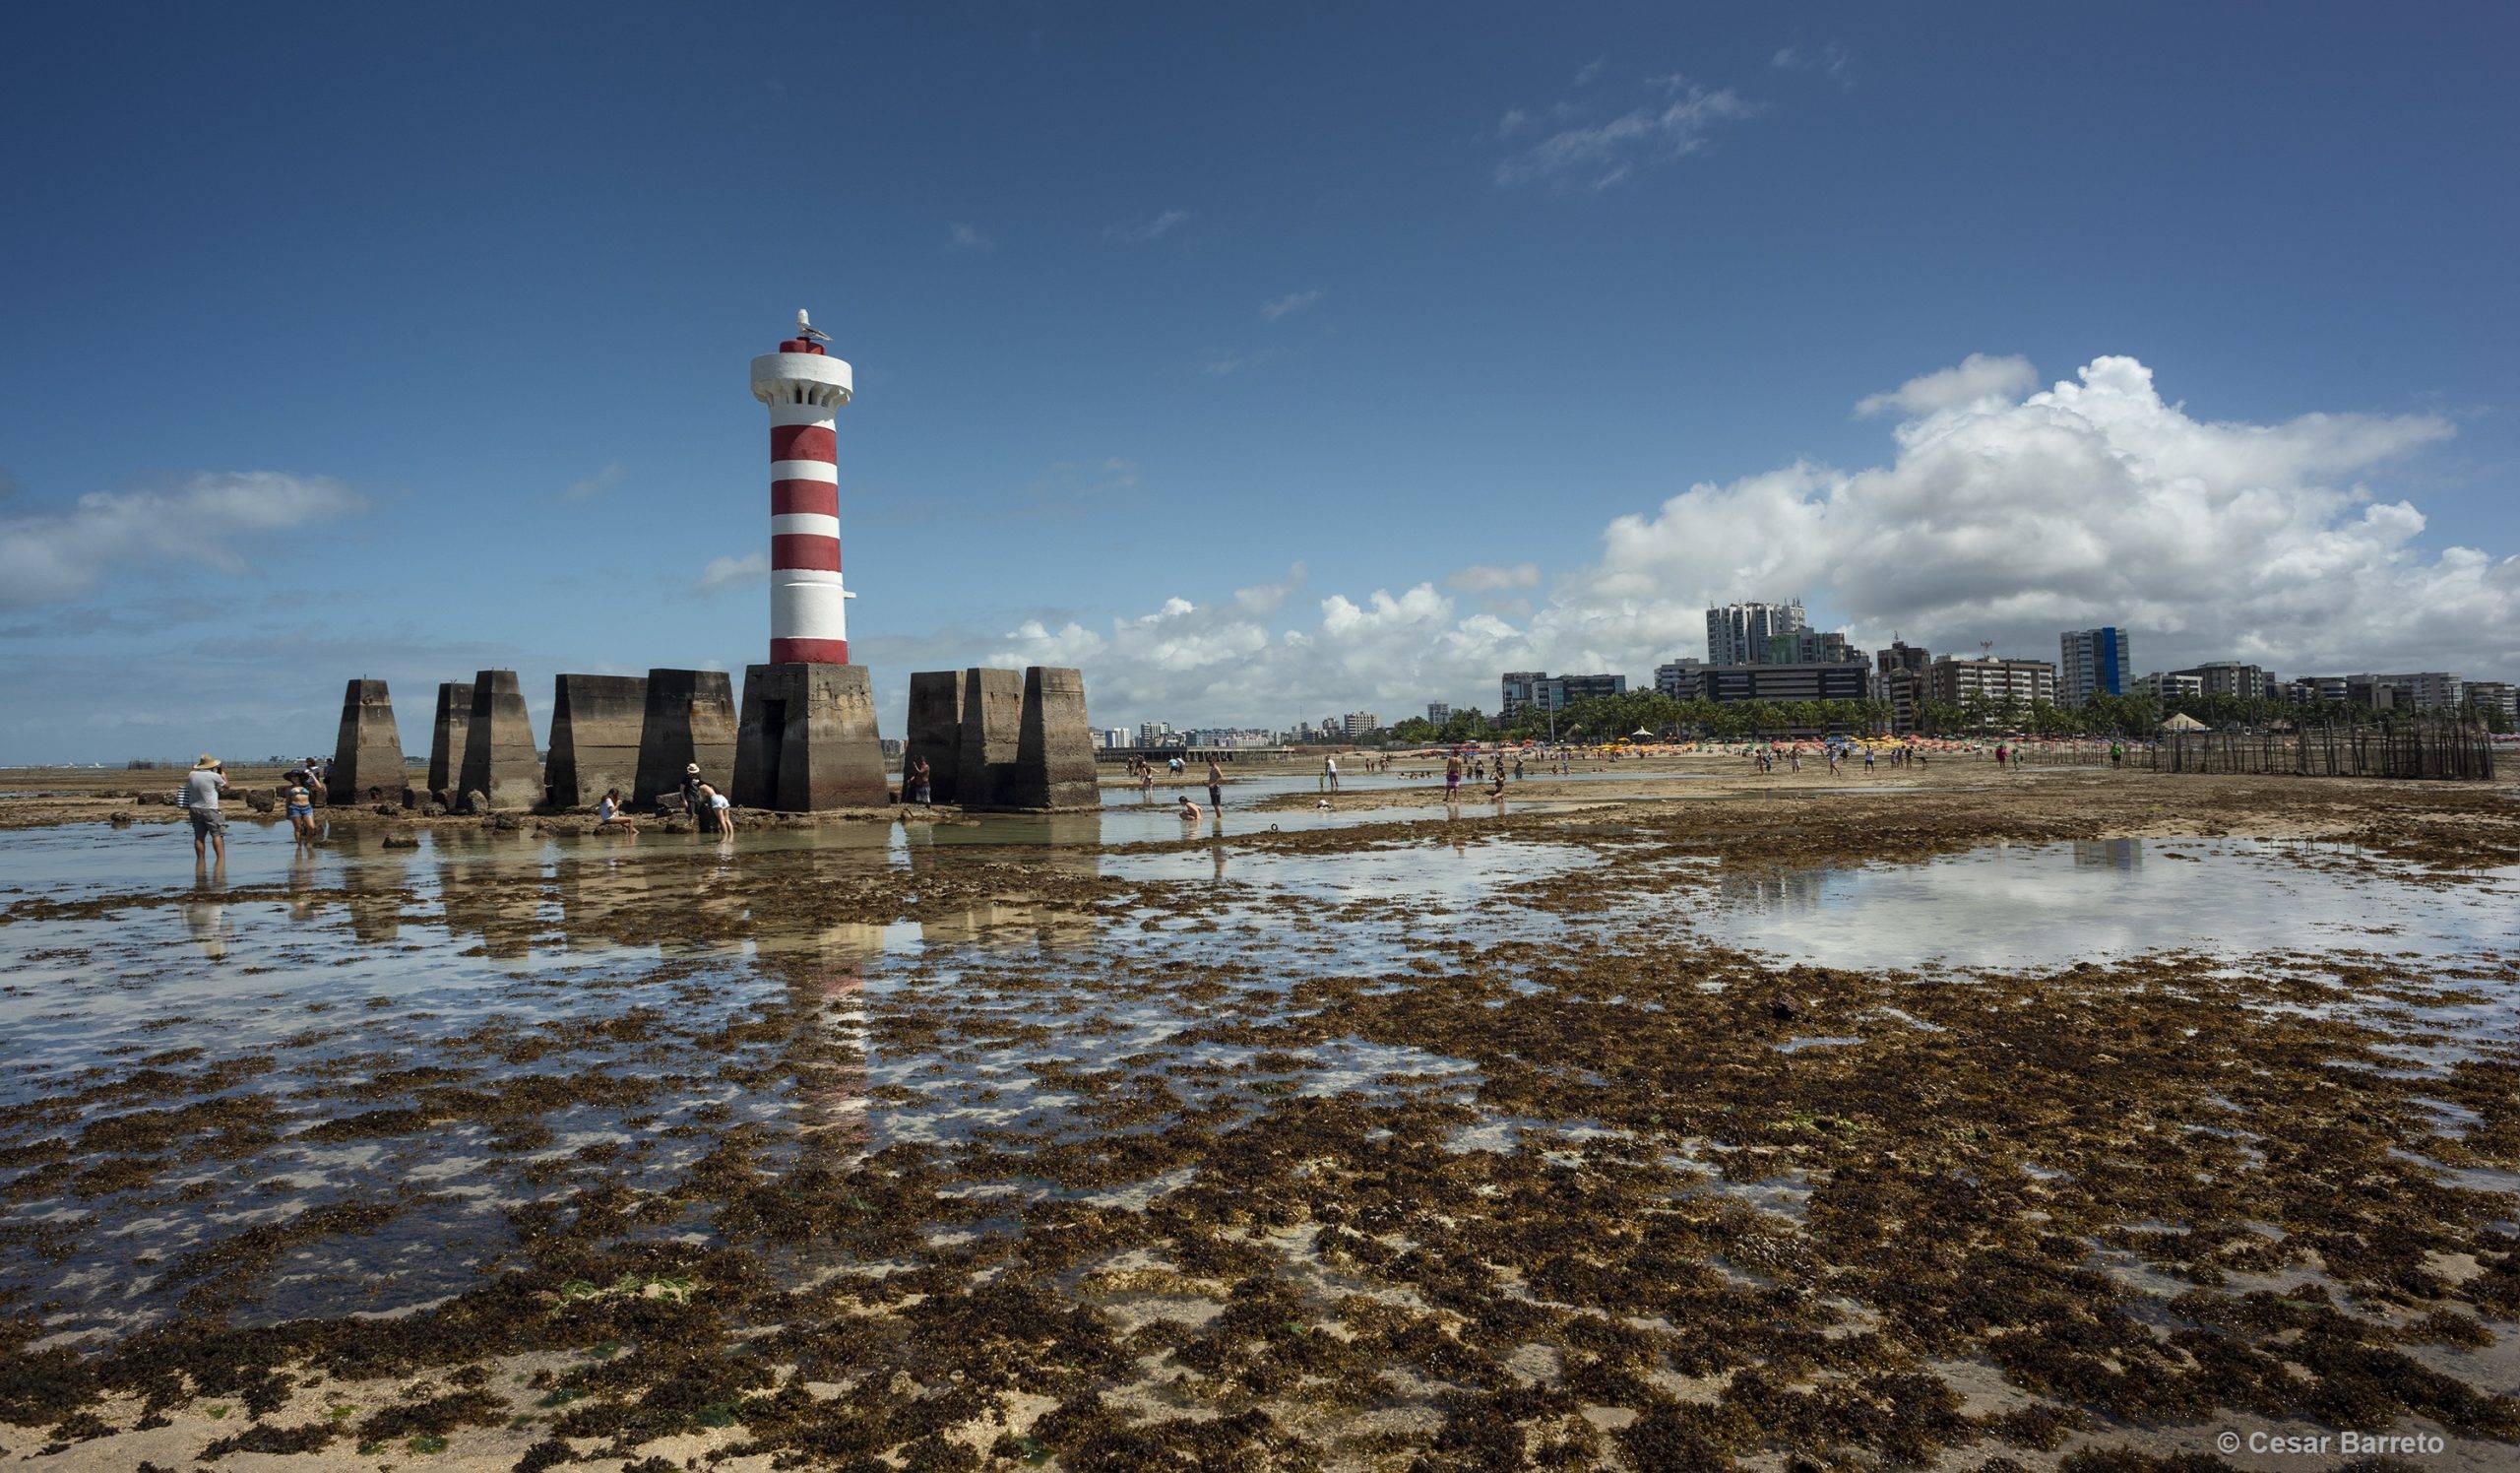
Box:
328;678;408;806
1006;666;1100;810
953;666;1098;810
633;669;739;807
954;668;1025;809
457;669;542;812
546;673;648;809
425;681;473;801
733;663;889;811
904;671;964;802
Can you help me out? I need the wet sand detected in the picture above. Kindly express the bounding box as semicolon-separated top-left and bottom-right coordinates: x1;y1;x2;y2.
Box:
1;764;2516;1468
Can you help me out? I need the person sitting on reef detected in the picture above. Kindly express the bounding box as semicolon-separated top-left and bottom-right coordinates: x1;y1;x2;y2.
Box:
597;789;638;833
1177;796;1202;823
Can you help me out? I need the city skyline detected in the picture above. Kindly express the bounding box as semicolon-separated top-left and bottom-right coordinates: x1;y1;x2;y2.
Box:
3;5;2516;758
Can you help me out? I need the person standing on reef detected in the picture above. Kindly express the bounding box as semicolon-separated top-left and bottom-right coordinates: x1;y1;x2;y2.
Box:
1205;757;1224;813
679;763;708;826
284;770;317;844
1445;750;1463;802
1323;754;1339;793
181;755;228;865
907;755;933;805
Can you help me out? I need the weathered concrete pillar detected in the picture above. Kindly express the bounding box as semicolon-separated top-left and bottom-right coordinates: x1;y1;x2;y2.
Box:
425;681;473;801
904;671;965;803
1002;666;1100;810
546;673;649;809
457;669;541;811
954;667;1025;810
328;678;408;805
632;669;740;807
733;663;889;810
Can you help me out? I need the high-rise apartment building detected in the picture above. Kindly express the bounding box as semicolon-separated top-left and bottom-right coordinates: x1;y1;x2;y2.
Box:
1769;629;1862;665
1426;702;1451;725
2173;662;2270;700
1653;658;1706;698
1697;662;1872;706
2361;672;2463;711
2464;681;2517;722
1876;641;1930;677
2134;672;2203;700
1925;656;2057;710
1500;672;1546;719
1706;601;1806;665
2058;627;2132;706
1502;672;1628;716
1341;711;1381;737
1552;673;1628;705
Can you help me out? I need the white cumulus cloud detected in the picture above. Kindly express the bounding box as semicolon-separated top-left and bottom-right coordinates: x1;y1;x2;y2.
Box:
0;472;364;608
979;355;2511;725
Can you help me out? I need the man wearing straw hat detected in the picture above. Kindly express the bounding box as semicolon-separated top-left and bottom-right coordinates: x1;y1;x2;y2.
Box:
181;754;229;865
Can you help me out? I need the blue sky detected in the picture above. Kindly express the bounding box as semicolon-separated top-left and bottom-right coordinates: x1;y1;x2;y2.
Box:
2;2;2515;759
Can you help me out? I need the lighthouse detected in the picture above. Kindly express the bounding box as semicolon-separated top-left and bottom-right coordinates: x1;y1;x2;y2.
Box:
732;309;889;811
750;310;853;665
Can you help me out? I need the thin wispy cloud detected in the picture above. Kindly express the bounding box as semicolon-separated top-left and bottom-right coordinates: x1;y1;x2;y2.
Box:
1260;288;1325;321
1494;76;1760;193
1201;347;1286;378
689;551;767;598
1;472;364;608
1446;562;1542;595
1573;56;1605;86
1014;457;1143;518
945;222;993;252
1772;41;1853;84
1854;353;2038;418
1105;209;1190;243
560;462;623;502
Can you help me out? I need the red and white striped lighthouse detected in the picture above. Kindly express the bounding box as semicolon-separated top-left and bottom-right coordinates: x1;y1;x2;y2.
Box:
749;310;854;665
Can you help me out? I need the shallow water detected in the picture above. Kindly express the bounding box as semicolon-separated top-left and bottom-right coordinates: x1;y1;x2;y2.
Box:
3;800;2515;1345
1695;837;2520;970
